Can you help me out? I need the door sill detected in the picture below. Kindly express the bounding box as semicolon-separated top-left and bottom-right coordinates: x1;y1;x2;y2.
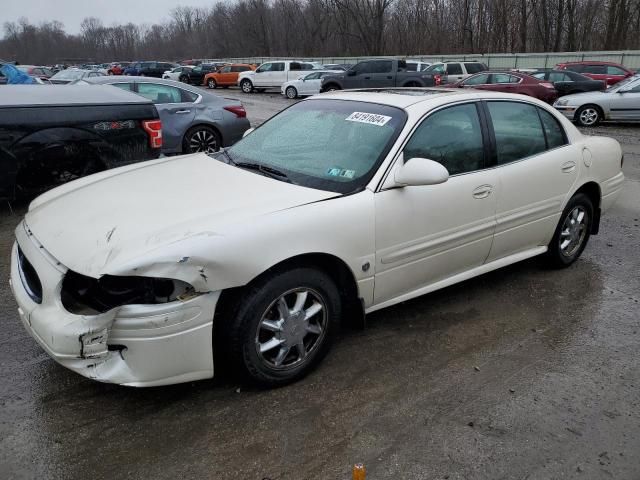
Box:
366;246;547;314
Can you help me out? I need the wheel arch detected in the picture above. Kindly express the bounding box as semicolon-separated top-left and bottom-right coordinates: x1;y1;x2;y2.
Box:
573;181;602;234
214;252;365;334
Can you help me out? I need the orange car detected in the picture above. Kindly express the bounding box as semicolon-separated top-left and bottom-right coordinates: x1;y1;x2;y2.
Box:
204;64;256;89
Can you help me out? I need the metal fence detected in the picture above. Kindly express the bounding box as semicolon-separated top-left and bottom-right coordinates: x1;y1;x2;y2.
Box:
198;50;640;69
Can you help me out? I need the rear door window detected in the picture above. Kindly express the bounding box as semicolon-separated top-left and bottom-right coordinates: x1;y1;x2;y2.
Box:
584;65;606;74
491;73;517;84
463;74;490;85
137;83;183;103
447;63;463;75
464;63;485;74
607;66;627;75
487;101;547;164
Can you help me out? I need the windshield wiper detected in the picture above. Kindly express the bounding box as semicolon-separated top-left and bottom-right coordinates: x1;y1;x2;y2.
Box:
235;162;293;183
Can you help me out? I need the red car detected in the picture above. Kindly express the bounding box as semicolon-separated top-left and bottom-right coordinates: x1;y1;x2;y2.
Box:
555;61;633;86
451;71;558;103
107;62;131;75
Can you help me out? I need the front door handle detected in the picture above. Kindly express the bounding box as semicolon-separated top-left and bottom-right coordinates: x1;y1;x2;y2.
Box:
473;185;493;199
175;109;191;114
561;160;576;173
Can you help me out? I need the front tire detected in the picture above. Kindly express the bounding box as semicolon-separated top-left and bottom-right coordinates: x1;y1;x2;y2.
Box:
285;86;298;99
575;105;601;127
207;78;217;89
546;193;593;268
224;268;341;387
240;79;254;93
182;126;221;154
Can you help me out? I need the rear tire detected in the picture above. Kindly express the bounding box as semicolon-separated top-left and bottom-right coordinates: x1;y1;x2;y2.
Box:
182;125;221;154
240;79;254;93
285;86;298;99
179;75;189;84
546;193;593;268
222;268;341;387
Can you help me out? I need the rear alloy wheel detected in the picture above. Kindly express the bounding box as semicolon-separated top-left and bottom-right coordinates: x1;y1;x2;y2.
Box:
207;78;217;89
546;193;593;267
179;75;189;84
576;105;601;127
240;79;254;93
223;267;340;386
183;126;221;154
285;86;298;99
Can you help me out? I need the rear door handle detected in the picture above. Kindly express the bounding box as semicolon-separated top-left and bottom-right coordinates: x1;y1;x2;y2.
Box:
364;76;371;80
473;185;493;199
561;160;576;173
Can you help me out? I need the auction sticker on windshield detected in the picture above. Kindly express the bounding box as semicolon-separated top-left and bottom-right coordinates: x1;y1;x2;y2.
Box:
346;112;392;126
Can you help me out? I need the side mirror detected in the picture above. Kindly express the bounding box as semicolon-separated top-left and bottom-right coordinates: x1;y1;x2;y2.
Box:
394;158;449;186
242;128;255;138
347;70;357;76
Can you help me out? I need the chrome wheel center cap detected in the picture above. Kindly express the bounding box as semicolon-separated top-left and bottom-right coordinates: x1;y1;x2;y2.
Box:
281;311;306;345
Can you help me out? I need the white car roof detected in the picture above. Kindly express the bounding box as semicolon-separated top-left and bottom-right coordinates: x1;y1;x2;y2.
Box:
310;88;544;110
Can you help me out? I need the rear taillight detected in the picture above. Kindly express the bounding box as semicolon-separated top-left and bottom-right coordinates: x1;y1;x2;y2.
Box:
541;82;555;89
224;105;247;118
142;119;163;149
434;74;442;86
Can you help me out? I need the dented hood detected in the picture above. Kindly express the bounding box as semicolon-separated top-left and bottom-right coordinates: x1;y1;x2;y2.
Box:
25;153;338;277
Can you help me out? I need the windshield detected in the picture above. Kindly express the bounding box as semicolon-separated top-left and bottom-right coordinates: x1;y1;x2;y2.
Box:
607;75;640;92
226;99;407;194
51;69;85;80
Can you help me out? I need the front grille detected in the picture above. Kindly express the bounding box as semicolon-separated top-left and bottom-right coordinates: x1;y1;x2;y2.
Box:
17;246;43;304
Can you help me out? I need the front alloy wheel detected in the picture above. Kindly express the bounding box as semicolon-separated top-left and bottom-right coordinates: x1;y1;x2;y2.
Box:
285;86;298;99
240;79;253;93
207;79;217;89
222;268;340;386
576;105;601;127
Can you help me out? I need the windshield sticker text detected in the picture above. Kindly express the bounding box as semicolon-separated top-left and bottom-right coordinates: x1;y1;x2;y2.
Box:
327;168;356;179
345;112;392;127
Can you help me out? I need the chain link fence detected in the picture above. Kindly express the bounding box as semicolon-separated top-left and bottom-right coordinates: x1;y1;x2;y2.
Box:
198;50;640;70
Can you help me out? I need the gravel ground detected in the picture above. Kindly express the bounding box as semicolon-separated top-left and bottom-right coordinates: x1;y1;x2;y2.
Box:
0;92;638;480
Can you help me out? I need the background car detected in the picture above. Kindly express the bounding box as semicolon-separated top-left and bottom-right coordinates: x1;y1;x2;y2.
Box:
79;76;250;154
179;64;221;85
204;63;255;89
555;61;634;86
406;60;432;71
322;63;352;71
49;68;105;84
124;61;178;77
451;71;558;103
281;70;342;98
422;61;488;83
531;70;605;96
107;62;131;75
16;65;54;80
0;84;161;199
553;74;640;126
163;65;194;81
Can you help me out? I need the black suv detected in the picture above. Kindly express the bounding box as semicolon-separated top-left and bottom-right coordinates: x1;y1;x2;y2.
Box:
0;85;162;199
125;61;178;78
180;64;221;86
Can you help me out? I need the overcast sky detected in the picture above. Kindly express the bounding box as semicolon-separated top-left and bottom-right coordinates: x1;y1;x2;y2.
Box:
3;0;217;34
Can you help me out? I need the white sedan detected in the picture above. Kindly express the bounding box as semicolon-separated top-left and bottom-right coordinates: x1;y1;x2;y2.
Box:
10;90;624;387
281;70;342;99
554;74;640;126
162;65;194;81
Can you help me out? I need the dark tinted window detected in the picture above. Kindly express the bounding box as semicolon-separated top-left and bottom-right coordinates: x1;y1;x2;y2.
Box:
232;65;250;72
549;72;570;82
583;65;606;74
488;101;546;164
406;62;418;72
371;60;392;73
403;103;485;175
272;62;285;72
565;64;584;73
290;62;302;71
447;63;463;75
220;66;231;73
538;108;567;149
465;63;486;74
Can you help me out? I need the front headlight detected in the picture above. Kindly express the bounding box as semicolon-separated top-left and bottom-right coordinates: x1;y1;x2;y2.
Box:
61;270;195;314
555;99;569;106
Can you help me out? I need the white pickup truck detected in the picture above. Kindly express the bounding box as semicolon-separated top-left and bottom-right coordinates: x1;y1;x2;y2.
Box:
238;60;322;93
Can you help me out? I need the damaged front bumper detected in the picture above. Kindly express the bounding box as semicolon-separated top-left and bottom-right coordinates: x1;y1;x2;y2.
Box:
10;221;220;387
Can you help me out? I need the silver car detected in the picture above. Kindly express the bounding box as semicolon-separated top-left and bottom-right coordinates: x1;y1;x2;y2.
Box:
78;76;250;154
554;75;640;126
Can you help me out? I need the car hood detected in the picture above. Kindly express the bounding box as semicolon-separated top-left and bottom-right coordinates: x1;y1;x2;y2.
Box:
557;90;611;104
25;153;339;278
